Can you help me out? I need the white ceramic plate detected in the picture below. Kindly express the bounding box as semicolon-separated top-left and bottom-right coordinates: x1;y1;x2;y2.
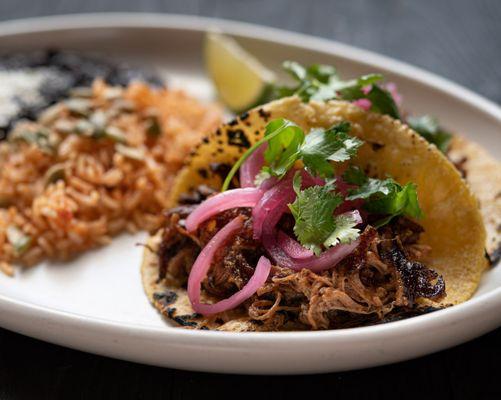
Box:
0;13;499;375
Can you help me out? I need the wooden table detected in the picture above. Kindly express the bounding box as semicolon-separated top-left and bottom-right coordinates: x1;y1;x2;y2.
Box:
0;1;499;398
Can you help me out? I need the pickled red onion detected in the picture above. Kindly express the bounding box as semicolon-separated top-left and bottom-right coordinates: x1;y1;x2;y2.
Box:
342;209;363;225
353;98;372;111
239;143;267;187
382;82;403;107
252;179;294;240
187;215;271;315
185;187;263;232
361;85;372;95
277;231;314;259
250;172;361;272
264;231;360;272
258;184;362;272
252;171;323;240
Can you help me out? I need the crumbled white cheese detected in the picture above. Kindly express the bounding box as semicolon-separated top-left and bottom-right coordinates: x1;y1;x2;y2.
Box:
0;68;55;126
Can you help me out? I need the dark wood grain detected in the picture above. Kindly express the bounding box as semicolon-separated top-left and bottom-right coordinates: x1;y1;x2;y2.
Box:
0;0;499;398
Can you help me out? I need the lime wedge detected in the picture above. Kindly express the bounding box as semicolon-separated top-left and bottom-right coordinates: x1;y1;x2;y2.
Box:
204;32;275;113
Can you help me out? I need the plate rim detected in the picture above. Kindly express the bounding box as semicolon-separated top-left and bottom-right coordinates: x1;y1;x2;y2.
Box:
0;12;499;351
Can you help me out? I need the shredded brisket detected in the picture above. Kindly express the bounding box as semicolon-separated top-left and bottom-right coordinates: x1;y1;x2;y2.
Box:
157;188;446;330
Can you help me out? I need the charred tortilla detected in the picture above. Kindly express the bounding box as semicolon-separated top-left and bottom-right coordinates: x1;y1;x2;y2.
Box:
143;96;490;330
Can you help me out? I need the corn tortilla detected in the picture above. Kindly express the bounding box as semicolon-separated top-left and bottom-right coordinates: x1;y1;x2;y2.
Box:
143;96;489;329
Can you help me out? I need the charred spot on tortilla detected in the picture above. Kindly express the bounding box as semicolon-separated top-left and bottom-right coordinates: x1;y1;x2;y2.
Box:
144;97;488;332
173;315;201;327
197;168;209;179
153;291;178;305
368;141;385;151
209;163;232;181
258;108;271;121
226;129;251;148
490;245;501;266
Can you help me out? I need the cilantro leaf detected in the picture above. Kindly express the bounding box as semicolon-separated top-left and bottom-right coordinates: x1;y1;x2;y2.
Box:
343;166;423;225
341;164;366;186
280;61;341;102
333;74;383;95
224;118;362;190
364;182;422;221
365;85;401;119
289;174;343;255
271;61;401;119
323;213;361;247
345;176;398;201
262;118;304;179
283;60;308;81
339;83;400;119
256;120;361;181
407;115;452;153
299;122;362;178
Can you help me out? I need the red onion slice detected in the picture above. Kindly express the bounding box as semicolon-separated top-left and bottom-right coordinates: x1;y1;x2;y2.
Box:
361;85;372;95
252;180;294;240
353;98;372;111
264;232;360;273
276;210;362;262
185;187;263;232
255;174;362;272
187;215;271;315
335;175;354;196
239;143;267;188
343;209;363;225
277;231;314;259
382;82;403;107
252;171;322;240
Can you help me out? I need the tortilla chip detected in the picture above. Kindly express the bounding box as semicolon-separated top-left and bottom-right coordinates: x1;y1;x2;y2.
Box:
448;136;501;264
167;97;487;309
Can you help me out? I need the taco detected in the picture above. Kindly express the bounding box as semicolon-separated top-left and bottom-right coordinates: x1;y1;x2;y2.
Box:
141;96;488;331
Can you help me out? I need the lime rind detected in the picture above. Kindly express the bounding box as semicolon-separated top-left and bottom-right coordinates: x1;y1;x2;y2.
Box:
204;32;276;113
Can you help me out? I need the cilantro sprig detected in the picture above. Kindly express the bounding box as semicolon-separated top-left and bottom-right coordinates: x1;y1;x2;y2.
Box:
343;166;423;227
269;61;456;151
270;61;401;119
257;119;362;183
289;173;360;255
222;118;362;190
299;122;362;177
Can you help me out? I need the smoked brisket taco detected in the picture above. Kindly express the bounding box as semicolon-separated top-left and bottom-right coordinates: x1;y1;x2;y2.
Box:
141;96;489;331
